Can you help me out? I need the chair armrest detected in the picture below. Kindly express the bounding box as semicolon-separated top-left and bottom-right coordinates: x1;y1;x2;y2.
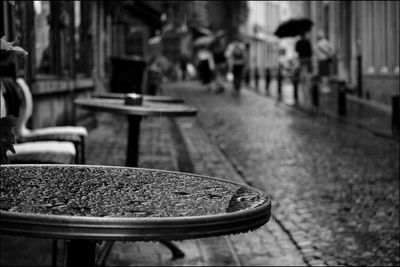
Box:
18;133;83;143
8;141;76;164
19;126;87;143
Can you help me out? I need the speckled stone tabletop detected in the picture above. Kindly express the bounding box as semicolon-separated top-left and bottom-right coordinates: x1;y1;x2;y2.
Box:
1;165;268;218
0;165;271;241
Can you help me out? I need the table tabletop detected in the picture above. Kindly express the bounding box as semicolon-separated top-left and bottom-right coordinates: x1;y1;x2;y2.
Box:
0;164;271;241
92;93;184;104
74;98;197;117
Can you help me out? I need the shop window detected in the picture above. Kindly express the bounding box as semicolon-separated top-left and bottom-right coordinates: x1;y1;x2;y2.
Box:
34;0;53;75
74;1;81;65
323;2;330;39
33;1;83;79
74;1;92;77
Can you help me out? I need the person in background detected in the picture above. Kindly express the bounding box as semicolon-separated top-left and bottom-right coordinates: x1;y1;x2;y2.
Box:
316;30;334;93
225;39;247;97
179;54;188;81
186;61;197;80
295;31;313;85
210;36;228;94
196;46;215;91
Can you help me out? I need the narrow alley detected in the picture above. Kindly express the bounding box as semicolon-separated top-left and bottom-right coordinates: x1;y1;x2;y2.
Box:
163;81;399;266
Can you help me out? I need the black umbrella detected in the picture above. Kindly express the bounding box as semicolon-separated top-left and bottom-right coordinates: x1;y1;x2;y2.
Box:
191;26;213;40
274;18;313;38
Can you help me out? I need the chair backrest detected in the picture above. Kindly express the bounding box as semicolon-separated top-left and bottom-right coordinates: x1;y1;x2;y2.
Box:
1;81;6;117
14;78;33;136
1;77;32;138
1;78;32;137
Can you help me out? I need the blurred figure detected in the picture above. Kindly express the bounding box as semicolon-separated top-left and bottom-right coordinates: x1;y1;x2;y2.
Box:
210;36;228;94
316;31;334;93
225;39;247;96
186;62;197;80
196;46;215;91
179;54;189;81
295;31;313;84
147;60;162;95
149;54;171;82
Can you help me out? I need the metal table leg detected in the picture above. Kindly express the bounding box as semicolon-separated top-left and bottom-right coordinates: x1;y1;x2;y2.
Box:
124;115;185;261
66;239;96;267
160;241;185;258
126;115;142;167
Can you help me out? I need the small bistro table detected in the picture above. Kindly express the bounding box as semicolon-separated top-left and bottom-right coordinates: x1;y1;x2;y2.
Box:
0;164;272;267
74;95;197;167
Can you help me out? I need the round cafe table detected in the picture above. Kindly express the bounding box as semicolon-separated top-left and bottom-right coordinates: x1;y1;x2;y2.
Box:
0;164;271;267
74;96;197;167
91;92;184;104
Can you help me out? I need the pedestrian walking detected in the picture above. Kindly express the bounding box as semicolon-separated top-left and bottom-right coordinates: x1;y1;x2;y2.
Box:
210;36;228;94
295;31;313;84
179;54;189;81
225;39;247;96
196;47;215;91
316;30;334;93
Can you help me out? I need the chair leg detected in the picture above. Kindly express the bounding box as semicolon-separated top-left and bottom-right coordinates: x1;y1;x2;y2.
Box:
96;241;114;267
80;136;85;164
73;142;80;164
73;137;85;164
160;241;185;259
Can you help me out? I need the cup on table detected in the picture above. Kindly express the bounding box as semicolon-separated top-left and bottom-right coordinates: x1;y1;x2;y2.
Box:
124;93;143;106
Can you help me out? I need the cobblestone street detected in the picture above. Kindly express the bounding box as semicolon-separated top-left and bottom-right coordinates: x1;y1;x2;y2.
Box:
85;113;305;266
1;80;398;266
1;0;399;266
163;81;400;266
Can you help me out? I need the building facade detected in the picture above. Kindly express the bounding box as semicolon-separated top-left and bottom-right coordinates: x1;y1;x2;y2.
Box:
247;1;281;71
306;1;399;105
1;1;167;129
160;1;210;64
243;1;281;87
1;1;111;129
207;1;248;42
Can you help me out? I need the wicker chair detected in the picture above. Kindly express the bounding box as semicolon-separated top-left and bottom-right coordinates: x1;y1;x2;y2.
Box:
2;78;87;164
1;80;80;266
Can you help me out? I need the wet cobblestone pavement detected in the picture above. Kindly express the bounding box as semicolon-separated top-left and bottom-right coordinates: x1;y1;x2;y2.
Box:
164;81;400;266
1;80;398;266
86;113;305;266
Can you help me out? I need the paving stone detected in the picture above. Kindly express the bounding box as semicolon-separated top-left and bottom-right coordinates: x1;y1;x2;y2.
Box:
197;237;241;266
308;259;327;266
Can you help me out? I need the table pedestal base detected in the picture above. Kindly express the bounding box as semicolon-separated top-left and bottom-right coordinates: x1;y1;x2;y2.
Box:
126;116;141;167
160;241;185;258
67;240;96;267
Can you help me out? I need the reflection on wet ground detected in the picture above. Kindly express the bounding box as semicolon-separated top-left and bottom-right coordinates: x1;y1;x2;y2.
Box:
164;81;399;266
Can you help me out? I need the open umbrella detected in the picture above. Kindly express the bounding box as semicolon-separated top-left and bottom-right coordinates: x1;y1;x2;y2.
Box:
274;18;313;38
148;35;161;45
191;26;213;39
215;29;226;38
193;35;215;47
